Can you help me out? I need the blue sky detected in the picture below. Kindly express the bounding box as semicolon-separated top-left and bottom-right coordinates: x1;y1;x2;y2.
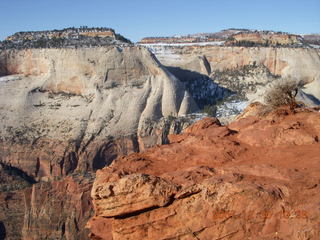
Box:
0;0;319;42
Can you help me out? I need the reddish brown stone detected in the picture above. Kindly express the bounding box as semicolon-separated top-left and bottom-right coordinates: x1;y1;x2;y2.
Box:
89;107;320;239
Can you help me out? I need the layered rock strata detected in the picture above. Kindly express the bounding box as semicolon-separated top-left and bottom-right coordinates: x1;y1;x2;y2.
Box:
0;173;93;240
0;27;132;49
0;45;198;239
0;46;198;180
139;36;320;110
90;107;320;239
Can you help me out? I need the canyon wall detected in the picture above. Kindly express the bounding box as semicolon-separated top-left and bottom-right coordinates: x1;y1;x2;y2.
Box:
157;46;320;80
141;45;320;106
1;28;320;239
0;45;198;240
0;165;93;240
0;46;198;180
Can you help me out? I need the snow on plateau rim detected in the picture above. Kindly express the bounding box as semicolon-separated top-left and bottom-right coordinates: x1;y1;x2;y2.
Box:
139;41;225;47
0;75;23;82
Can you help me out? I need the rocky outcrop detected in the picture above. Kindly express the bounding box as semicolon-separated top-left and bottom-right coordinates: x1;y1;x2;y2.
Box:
0;145;93;240
1;27;132;49
226;32;302;46
138;30;320;125
93;173;178;218
2;28;320;240
302;34;320;46
6;27;116;41
0;46;198;180
89;107;320;239
137;114;200;151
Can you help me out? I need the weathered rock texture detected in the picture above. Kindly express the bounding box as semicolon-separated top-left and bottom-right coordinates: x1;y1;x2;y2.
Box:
0;46;198;180
89;107;320;239
0;174;93;240
0;27;132;49
0;145;94;240
140;43;320;107
0;45;198;240
137;114;197;151
6;28;116;42
1;28;320;240
93;173;178;218
226;32;301;46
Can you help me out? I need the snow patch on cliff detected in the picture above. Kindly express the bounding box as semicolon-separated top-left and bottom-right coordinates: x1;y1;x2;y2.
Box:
216;98;249;123
0;75;22;82
139;41;225;47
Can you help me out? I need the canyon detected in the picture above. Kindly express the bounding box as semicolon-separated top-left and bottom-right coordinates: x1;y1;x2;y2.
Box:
139;33;320;110
0;46;197;180
0;30;197;239
0;28;320;239
138;29;320;121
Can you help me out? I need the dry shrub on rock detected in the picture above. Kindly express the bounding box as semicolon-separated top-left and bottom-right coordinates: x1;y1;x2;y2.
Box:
264;78;303;110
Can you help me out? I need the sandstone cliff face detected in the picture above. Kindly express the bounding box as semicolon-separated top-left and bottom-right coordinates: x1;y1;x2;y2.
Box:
5;28;116;42
143;45;320;105
150;45;320;82
0;46;198;180
89;108;320;239
0;174;93;240
1;27;132;50
0;146;94;240
227;32;301;46
0;46;198;239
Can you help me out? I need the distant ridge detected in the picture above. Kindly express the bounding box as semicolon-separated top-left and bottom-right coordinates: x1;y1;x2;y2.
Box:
0;27;132;49
139;28;320;48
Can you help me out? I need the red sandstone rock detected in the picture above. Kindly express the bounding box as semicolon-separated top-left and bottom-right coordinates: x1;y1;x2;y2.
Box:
89;107;320;240
92;173;178;217
0;175;93;240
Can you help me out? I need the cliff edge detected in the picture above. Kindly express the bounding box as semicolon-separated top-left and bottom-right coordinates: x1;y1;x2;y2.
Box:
0;46;198;180
89;106;320;239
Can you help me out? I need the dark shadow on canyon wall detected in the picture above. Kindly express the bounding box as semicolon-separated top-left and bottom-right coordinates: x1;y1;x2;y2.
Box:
164;66;235;109
0;162;37;185
92;135;140;171
92;141;118;170
0;221;6;240
0;65;8;77
0;56;9;77
300;90;320;105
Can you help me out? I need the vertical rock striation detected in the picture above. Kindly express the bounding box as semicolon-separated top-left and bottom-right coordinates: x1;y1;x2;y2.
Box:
0;46;198;180
0;45;198;240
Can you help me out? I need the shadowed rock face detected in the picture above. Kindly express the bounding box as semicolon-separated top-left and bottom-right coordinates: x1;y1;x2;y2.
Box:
0;46;198;180
0;175;94;240
89;108;320;239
